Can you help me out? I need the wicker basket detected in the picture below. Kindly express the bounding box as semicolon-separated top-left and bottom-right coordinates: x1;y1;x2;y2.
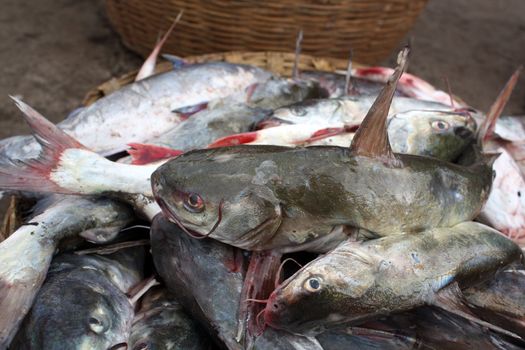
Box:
83;51;360;105
105;0;427;65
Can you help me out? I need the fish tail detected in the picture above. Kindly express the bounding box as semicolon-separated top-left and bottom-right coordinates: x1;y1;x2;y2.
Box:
0;98;144;196
127;143;183;165
0;97;87;194
135;10;184;81
478;66;522;145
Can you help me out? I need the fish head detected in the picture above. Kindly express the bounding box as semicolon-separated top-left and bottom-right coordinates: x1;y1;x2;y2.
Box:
151;150;283;248
388;110;477;161
17;268;133;349
264;243;378;334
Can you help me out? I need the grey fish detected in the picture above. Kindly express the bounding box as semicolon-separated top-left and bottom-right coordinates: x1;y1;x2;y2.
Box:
11;249;144;349
145;77;325;152
0;62;272;162
264;221;522;335
0;195;134;349
150;215;322;350
151;50;492;252
129;286;209;350
219;109;476;162
266;95;460;127
463;266;525;338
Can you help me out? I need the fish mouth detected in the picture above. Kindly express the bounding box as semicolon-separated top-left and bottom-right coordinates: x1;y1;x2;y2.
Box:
108;342;128;350
454;126;475;139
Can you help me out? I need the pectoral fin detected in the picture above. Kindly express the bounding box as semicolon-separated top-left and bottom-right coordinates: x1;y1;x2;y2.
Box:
349;48;409;166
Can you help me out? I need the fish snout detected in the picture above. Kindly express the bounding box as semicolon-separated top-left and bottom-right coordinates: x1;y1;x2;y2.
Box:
454;126;474;139
108;342;128;350
263;291;287;328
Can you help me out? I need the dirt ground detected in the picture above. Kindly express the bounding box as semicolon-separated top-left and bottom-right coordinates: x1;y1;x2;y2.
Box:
0;0;523;140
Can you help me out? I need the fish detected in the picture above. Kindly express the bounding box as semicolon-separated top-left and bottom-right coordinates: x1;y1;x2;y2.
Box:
263;221;522;335
0;49;491;253
0;62;273;161
11;248;144;349
129;286;210;350
131;77;326;157
463;266;525;338
150;214;247;350
0;195;134;349
150;215;323;350
210;109;476;162
263;95;463;128
151;48;492;252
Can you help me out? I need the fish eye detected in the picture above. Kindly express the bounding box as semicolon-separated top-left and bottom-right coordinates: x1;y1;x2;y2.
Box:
88;316;107;334
183;192;204;213
431;120;450;132
291;105;307;117
304;277;322;292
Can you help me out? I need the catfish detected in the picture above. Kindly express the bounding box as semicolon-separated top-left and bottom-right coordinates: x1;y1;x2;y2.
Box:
150;215;322;350
263;221;523;336
150;48;493;252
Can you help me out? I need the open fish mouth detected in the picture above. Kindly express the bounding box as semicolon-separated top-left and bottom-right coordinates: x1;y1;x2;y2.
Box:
108;342;128;350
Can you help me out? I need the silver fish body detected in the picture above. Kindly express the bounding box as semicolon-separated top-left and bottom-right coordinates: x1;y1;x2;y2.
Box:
0;62;272;162
0;195;134;349
11;250;144;350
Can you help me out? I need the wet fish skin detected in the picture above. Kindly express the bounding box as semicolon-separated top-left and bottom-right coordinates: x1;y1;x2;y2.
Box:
11;251;144;350
463;267;525;338
152;145;492;252
0;195;134;349
129;286;209;350
411;307;525;350
0;62;272;161
224;109;476;162
267;96;459;127
149;78;325;152
150;215;246;350
150;215;324;350
263;221;522;334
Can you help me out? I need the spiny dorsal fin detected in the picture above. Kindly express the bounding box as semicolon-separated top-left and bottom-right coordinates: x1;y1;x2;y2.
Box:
349;47;410;165
478;66;522;146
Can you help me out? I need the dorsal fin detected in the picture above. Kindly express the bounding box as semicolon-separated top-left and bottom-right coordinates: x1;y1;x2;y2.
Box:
478;66;522;146
349;47;410;165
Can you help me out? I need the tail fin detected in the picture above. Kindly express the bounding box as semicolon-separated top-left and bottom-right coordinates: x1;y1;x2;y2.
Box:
478;67;522;145
1;97;87;193
135;10;184;81
1;98;156;196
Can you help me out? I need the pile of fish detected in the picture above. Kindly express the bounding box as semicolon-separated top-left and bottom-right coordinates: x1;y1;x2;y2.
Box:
0;28;524;350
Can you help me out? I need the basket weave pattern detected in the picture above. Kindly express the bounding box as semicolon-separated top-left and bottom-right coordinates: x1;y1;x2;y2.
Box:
105;0;427;64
